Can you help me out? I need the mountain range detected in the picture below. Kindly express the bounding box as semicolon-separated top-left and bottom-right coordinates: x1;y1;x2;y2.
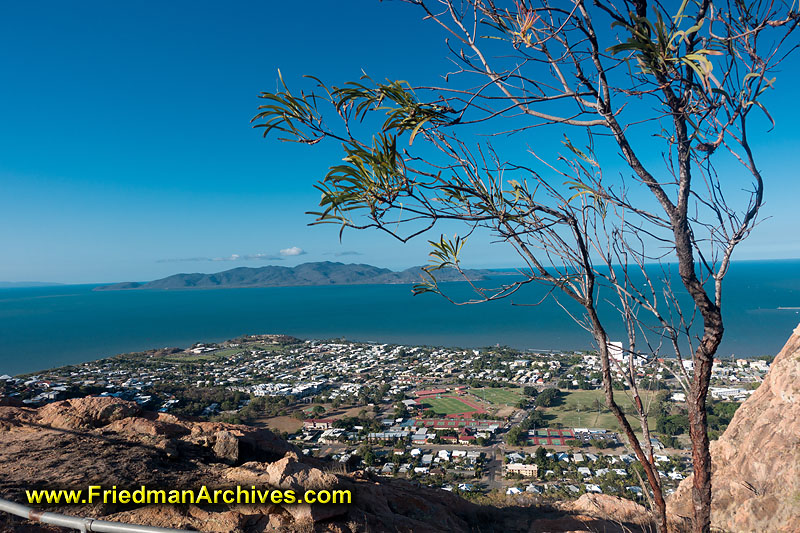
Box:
94;261;495;291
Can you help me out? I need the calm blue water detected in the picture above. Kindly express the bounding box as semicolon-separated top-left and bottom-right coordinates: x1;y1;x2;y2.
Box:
1;260;799;376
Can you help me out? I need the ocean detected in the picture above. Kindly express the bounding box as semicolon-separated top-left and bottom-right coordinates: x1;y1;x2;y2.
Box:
1;260;798;376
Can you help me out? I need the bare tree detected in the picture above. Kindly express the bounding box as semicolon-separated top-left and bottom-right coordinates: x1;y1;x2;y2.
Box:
252;1;798;531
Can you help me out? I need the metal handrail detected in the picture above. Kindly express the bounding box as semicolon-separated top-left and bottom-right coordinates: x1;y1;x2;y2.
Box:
0;497;191;532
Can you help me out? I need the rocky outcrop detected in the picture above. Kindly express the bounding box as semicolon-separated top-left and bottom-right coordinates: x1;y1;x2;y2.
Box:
561;494;650;525
669;323;800;532
0;396;652;532
37;396;143;430
208;427;295;465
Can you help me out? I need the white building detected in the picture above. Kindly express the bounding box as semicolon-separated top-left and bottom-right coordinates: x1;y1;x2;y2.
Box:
506;463;539;477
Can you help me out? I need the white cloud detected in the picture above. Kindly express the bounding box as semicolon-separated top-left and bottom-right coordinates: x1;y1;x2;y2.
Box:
213;254;240;261
280;246;306;257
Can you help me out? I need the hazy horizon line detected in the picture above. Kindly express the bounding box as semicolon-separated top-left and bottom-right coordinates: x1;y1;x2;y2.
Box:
3;256;800;287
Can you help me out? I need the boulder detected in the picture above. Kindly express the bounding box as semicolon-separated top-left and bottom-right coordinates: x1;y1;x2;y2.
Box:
206;427;296;465
227;456;348;523
37;396;141;430
212;430;243;464
561;493;650;524
105;416;190;439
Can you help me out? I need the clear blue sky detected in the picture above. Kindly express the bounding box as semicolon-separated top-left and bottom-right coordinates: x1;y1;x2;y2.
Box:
1;1;798;283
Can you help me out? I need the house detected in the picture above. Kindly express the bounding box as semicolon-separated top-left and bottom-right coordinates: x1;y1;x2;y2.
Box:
525;484;542;494
506;463;539;477
585;484;602;494
319;428;346;443
415;389;448;397
577;467;592;477
458;434;476;444
506;487;523;495
303;418;334;430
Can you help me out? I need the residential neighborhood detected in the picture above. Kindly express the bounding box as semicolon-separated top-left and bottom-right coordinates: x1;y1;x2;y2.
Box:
0;333;769;503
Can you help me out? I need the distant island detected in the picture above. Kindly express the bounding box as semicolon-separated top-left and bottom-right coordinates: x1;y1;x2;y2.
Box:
94;261;496;291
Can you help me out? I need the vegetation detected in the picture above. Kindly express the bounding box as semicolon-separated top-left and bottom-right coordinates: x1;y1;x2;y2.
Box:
506;425;526;446
533;388;561;408
154;386;247;417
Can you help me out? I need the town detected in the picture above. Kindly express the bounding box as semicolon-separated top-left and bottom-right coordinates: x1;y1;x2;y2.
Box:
0;333;770;504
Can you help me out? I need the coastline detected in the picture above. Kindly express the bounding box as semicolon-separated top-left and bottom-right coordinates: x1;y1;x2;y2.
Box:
1;260;799;375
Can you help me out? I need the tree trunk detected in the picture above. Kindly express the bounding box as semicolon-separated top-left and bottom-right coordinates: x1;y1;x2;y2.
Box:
687;326;720;533
688;398;712;533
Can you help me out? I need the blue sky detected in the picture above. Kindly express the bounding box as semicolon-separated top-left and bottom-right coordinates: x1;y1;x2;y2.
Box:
1;1;798;283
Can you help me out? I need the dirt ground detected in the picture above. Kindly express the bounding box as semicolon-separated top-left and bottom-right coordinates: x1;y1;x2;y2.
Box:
326;405;371;418
252;415;303;433
494;406;517;418
254;404;372;433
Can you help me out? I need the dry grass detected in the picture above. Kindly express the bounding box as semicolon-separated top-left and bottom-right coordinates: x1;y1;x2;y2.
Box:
252;415;303;433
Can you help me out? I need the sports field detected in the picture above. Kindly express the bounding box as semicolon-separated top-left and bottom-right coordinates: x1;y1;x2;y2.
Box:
424;396;480;415
467;387;522;405
160;347;245;363
540;389;658;431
